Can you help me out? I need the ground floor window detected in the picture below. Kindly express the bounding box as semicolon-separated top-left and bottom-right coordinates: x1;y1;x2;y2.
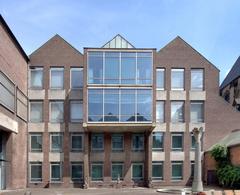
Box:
50;162;62;182
91;163;103;181
30;162;42;182
111;162;123;180
152;161;163;180
171;161;183;180
71;162;83;182
132;163;144;180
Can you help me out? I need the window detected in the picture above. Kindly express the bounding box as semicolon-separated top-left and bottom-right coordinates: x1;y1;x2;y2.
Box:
191;161;195;178
137;89;152;121
191;134;196;150
156;69;165;90
137;52;152;84
29;101;43;123
91;163;103;181
70;101;83;122
120;89;135;122
152;132;164;151
121;52;136;84
171;69;184;90
156;101;164;123
50;68;64;89
71;68;83;89
111;162;123;180
71;133;83;151
50;133;63;152
132;163;143;180
88;89;103;122
30;133;42;152
190;101;204;123
191;69;203;90
29;67;43;89
171;101;184;123
88;52;103;84
171;161;183;180
105;52;120;84
50;101;64;123
152;161;163;180
30;162;42;182
50;162;62;182
171;133;183;151
104;89;119;121
91;133;104;151
132;134;144;151
71;162;83;181
112;134;124;151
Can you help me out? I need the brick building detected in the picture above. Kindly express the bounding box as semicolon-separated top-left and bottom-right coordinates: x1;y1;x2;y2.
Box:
1;14;240;190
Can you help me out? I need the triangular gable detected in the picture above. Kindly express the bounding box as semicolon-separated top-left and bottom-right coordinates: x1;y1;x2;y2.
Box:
102;34;135;48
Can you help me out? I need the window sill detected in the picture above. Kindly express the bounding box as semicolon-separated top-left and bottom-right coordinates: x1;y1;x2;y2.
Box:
71;150;83;153
152;149;164;152
50;181;64;184
29;181;43;184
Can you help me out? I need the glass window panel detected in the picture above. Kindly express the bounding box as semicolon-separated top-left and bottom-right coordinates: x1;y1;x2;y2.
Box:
31;133;42;152
156;101;164;123
30;163;42;182
91;134;104;150
71;163;83;181
137;54;152;84
191;161;195;177
171;69;184;90
51;163;61;181
132;164;143;180
171;101;184;123
121;52;136;84
191;134;196;149
70;101;82;122
50;101;64;123
71;68;83;88
190;102;204;123
51;133;63;152
120;89;135;122
172;162;183;180
137;90;152;121
91;164;103;181
50;68;64;89
157;69;164;89
172;133;183;151
191;69;203;90
152;132;164;150
30;101;43;122
71;134;83;151
88;89;103;122
152;162;163;180
105;52;120;84
104;89;119;121
0;84;15;111
30;68;43;89
112;163;123;180
132;134;144;150
112;134;123;151
88;52;103;84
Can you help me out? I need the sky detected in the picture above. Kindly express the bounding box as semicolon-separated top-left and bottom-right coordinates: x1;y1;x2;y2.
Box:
1;0;240;83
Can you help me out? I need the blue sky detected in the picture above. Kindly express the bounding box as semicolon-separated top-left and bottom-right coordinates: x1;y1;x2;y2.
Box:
1;0;240;83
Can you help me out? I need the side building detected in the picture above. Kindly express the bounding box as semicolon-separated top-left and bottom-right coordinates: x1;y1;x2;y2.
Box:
0;15;28;190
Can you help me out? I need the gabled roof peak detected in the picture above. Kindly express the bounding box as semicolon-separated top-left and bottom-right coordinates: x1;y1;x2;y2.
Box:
102;34;135;48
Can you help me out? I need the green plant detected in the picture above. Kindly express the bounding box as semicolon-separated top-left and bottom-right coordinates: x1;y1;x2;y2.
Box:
210;144;228;163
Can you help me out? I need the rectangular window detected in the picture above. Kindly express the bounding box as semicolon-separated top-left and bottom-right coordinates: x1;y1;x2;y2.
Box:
71;68;83;89
50;133;63;152
171;161;183;180
191;69;203;90
112;134;124;151
29;67;43;89
136;89;152;121
137;52;152;84
132;163;144;180
50;67;64;89
171;101;184;123
30;162;42;182
70;101;83;122
88;52;103;84
71;162;83;181
105;52;120;84
30;133;42;152
29;101;43;123
120;89;136;122
156;69;165;90
50;101;64;123
104;89;119;121
191;134;196;150
91;163;103;181
121;52;136;84
132;134;144;151
152;161;163;180
71;133;83;151
171;69;184;90
190;101;204;123
152;132;164;151
171;133;183;151
88;89;103;122
91;133;104;151
50;162;62;182
156;101;164;123
111;162;123;180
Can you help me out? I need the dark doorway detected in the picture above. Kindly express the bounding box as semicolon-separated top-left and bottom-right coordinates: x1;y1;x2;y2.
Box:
207;170;218;185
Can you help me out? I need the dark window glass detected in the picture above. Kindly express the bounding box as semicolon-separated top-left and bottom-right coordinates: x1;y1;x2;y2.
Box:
132;163;143;180
91;134;104;150
91;163;103;181
71;133;83;151
30;133;42;152
30;163;42;182
152;132;164;150
132;134;144;151
152;162;163;180
171;133;183;151
71;163;83;181
112;163;123;180
171;161;183;180
112;134;124;151
51;163;61;182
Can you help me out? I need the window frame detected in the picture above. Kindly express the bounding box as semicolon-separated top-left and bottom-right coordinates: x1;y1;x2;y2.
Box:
50;67;64;90
156;101;165;123
29;67;43;89
190;101;204;123
29;162;42;183
91;162;104;181
111;162;124;181
171;101;184;123
70;100;83;122
171;161;183;181
50;133;63;152
111;134;124;151
152;161;163;181
29;101;43;123
171;68;185;91
132;162;144;180
70;162;83;182
70;67;83;89
171;133;183;151
49;101;64;123
156;68;165;90
70;133;83;152
152;132;164;151
30;133;42;152
91;133;104;151
132;133;144;151
50;162;62;182
190;68;204;91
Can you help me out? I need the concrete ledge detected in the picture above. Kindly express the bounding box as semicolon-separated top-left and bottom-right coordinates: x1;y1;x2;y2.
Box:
48;89;65;100
49;152;64;161
131;152;145;161
28;152;43;162
68;89;83;100
0;112;18;133
189;123;205;132
28;123;45;132
153;123;166;132
28;89;45;100
48;123;65;132
170;152;185;160
189;91;206;100
111;152;125;161
156;90;167;100
69;152;84;162
90;152;105;161
170;91;186;100
169;123;186;132
152;151;165;161
68;123;84;132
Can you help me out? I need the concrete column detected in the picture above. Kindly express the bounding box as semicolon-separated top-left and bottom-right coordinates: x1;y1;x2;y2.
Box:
192;127;203;192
